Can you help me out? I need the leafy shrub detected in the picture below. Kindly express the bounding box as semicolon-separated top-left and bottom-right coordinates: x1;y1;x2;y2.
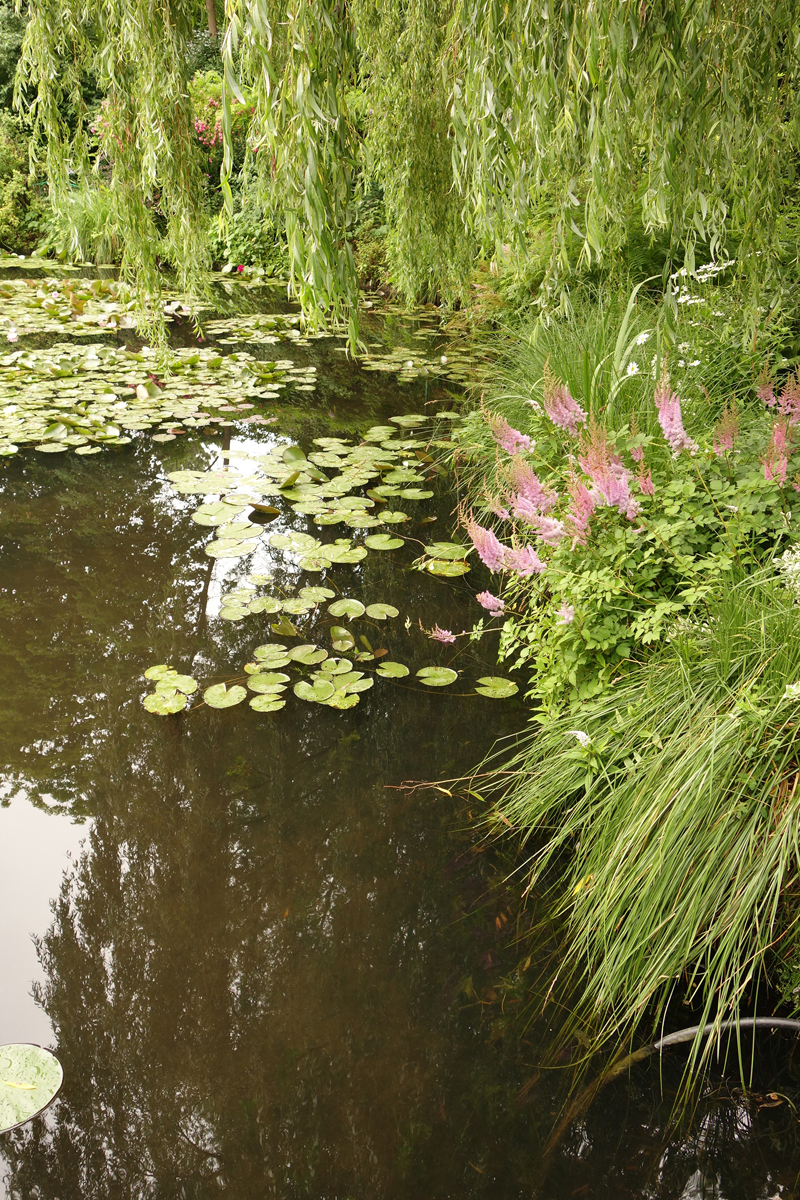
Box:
189;69;252;205
36;182;124;264
0;114;48;253
455;279;799;710
207;191;288;274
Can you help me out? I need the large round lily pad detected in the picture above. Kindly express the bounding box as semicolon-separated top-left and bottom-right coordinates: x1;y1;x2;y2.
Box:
143;691;188;714
295;678;336;703
203;683;247;708
416;666;458;687
249;696;286;712
376;661;410;678
475;676;519;698
0;1044;63;1133
365;603;399;620
328;598;365;619
364;533;404;551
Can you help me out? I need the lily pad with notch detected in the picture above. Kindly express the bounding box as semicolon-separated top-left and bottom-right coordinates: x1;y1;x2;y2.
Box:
328;598;365;619
416;666;458;687
364;534;404;551
375;661;410;678
365;603;399;620
0;1044;63;1134
294;678;336;703
249;696;287;712
143;691;188;714
330;625;356;652
203;683;248;708
475;677;519;698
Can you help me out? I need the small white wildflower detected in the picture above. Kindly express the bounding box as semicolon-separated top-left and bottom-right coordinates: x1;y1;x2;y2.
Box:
689;360;701;368
568;730;591;748
678;343;690;353
779;547;800;601
626;361;640;376
635;331;651;345
783;682;800;701
678;360;686;368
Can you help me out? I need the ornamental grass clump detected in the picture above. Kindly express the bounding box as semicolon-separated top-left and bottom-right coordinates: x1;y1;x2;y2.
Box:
484;573;800;1075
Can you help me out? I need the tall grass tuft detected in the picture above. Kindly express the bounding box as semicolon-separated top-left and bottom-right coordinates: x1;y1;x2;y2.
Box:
485;571;800;1074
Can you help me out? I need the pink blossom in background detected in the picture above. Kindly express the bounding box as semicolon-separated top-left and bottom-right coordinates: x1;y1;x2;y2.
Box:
508;457;558;512
430;626;457;644
504;545;546;576
555;604;575;625
488;412;531;454
630;444;644;463
712;401;740;456
488;498;511;521
466;517;507;572
777;372;800;425
637;466;655;497
654;366;699;456
526;514;567;546
564;478;596;546
762;420;790;484
578;426;639;519
543;360;587;436
476;591;505;616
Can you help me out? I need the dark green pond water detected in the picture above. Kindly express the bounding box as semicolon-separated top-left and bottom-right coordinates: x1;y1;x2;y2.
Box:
2;292;800;1198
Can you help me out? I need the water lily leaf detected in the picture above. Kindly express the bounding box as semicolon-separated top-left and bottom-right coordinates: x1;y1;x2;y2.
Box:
282;597;316;614
381;510;408;524
254;642;287;657
249;696;286;712
0;1044;63;1134
271;617;299;637
399;489;434;500
298;553;333;571
364;534;404;551
345;514;380;528
332;670;364;690
425;541;469;560
34;442;69;453
322;691;360;709
282;445;307;466
144;664;177;681
247;670;290;686
290;646;328;665
330;625;355;652
376;661;410;678
319;657;353;676
295;678;336;703
205;539;259;559
416;666;458;687
203;683;247;708
143;691;188;714
247;675;289;694
365;603;399;620
426;559;470;576
299;586;335;602
328;598;365;619
254;597;283;614
325;545;367;564
219;606;250;621
475;677;519;698
346;677;374;693
166;674;197;695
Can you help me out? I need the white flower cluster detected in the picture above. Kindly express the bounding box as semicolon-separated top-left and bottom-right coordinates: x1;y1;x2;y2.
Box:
783;681;800;702
779;546;800;601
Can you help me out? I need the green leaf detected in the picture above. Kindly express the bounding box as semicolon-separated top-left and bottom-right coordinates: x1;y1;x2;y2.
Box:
143;691;188;714
375;661;410;678
328;598;365;619
247;674;289;693
330;625;356;652
322;691;360;709
249;695;286;712
203;683;247;708
0;1044;63;1134
144;664;176;681
294;678;336;702
364;603;399;620
364;533;404;550
299;586;336;602
416;666;458;687
474;676;519;698
426;559;470;576
425;541;469;560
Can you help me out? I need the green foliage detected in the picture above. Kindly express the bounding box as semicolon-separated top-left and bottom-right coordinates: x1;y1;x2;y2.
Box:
0;1;25;112
485;572;800;1075
455;281;800;709
0;113;47;252
37;182;125;263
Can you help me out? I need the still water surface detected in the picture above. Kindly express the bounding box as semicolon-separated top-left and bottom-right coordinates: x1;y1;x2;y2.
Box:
2;303;800;1198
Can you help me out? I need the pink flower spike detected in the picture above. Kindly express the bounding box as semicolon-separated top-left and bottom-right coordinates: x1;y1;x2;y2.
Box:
543;359;587;436
637;466;655;497
476;591;505;616
487;412;531;455
466;517;507;573
508;458;558;513
504;545;546;576
430;625;456;644
654;364;698;457
555;604;575;625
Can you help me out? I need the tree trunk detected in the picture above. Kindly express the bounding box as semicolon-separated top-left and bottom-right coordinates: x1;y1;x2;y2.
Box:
205;0;217;39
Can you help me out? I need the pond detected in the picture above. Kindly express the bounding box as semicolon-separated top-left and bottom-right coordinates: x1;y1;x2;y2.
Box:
2;272;800;1198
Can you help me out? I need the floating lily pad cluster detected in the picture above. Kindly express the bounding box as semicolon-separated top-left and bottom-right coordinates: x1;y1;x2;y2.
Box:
358;338;478;387
0;342;316;458
202;311;331;350
0;274;193;339
141;643;518;715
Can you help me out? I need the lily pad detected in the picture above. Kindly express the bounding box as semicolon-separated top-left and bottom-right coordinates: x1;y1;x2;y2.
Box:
381;510;408;523
399;488;434;500
328;598;365;619
298;553;334;571
0;1044;63;1134
299;586;336;602
290;646;328;665
143;691;188;714
203;683;247;708
376;661;410;678
248;696;287;712
144;664;177;681
322;691;360;709
282;597;316;615
365;603;399;620
364;534;404;551
247;671;290;689
167;674;197;695
426;559;471;576
330;625;356;652
294;678;336;703
416;666;459;687
475;677;519;698
319;657;353;676
425;541;469;560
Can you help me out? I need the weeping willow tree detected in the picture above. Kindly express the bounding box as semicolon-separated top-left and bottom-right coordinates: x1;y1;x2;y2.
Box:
14;0;800;335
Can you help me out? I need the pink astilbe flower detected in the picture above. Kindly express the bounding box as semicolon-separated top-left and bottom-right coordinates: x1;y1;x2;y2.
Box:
555;604;575;625
564;478;596;546
476;591;505;616
777;370;800;425
712;400;740;457
525;514;567;546
466;516;507;572
757;362;777;409
762;420;791;484
430;626;457;644
508;457;558;513
630;444;644;463
504;545;546;576
654;363;698;457
578;423;640;520
487;412;531;455
543;358;587;436
637;466;655;497
486;495;511;521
